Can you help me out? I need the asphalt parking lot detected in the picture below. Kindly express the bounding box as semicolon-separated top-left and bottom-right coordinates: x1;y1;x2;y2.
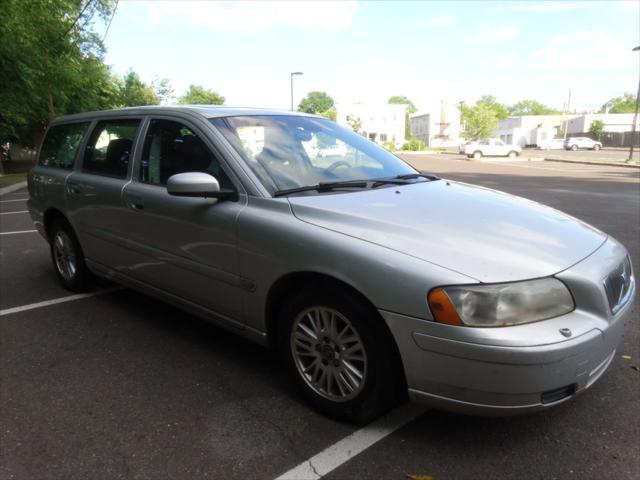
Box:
1;157;639;480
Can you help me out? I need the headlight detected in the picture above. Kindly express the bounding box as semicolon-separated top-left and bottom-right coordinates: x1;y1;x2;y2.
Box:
428;278;574;327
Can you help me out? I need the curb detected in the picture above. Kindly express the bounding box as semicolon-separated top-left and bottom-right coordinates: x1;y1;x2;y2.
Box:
0;180;28;196
544;158;639;169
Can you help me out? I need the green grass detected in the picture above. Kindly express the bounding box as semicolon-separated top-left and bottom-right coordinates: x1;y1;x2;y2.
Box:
0;172;27;188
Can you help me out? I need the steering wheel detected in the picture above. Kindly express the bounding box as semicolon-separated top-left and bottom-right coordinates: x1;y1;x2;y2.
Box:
326;160;351;173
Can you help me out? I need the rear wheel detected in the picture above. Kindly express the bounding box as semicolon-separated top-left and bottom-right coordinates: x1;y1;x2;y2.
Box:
473;151;482;160
49;219;93;292
571;144;578;151
278;286;401;423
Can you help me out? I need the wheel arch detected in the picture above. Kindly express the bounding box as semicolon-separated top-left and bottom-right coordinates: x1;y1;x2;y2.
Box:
264;271;407;389
43;208;70;241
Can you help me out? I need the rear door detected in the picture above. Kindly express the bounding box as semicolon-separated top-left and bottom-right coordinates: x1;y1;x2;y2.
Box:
65;117;143;269
120;117;247;320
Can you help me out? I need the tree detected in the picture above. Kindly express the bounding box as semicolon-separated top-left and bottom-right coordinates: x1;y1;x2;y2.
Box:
346;115;363;133
388;95;415;140
0;0;116;147
477;95;509;120
388;95;417;114
460;103;498;140
298;91;334;114
589;119;605;140
600;93;635;113
117;70;159;107
152;78;175;104
509;100;560;116
178;84;225;105
319;108;337;121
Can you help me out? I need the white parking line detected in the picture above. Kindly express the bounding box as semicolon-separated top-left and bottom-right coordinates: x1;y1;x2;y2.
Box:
0;198;28;203
0;210;28;215
0;287;122;316
274;403;426;480
0;230;37;235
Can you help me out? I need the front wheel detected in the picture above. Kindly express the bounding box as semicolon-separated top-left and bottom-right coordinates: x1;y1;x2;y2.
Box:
508;151;518;159
593;144;601;151
49;219;93;292
473;151;482;160
571;144;578;151
278;287;401;423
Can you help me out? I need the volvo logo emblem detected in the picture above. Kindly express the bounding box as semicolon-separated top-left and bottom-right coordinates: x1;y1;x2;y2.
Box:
559;328;572;338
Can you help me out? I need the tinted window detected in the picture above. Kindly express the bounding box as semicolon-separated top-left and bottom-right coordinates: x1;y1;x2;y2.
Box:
39;122;90;169
140;119;231;188
84;120;140;178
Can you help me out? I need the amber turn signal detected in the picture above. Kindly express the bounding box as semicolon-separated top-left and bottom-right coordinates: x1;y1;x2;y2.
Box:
428;288;463;326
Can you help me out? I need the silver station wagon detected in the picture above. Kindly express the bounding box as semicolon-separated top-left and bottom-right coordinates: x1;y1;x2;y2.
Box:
28;106;635;423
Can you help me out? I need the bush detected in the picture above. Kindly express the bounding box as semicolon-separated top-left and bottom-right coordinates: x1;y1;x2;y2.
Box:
401;139;426;151
382;142;396;151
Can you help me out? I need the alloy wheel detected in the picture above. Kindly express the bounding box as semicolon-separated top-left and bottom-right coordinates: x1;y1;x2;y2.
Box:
53;230;77;281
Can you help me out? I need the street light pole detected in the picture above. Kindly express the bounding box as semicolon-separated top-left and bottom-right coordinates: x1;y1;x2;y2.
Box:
628;46;640;162
290;71;303;111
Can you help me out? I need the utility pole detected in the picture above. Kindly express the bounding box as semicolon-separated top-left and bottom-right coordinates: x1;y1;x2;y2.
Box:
290;72;303;111
628;46;640;162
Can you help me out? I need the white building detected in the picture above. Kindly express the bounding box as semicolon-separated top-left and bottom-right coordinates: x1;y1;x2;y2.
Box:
567;113;639;134
409;100;462;147
336;103;406;147
495;115;569;147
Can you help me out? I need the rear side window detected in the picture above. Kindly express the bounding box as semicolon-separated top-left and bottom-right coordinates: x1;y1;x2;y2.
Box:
83;119;140;178
38;122;90;169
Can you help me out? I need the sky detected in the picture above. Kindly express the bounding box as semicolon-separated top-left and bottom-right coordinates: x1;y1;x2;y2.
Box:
101;0;640;113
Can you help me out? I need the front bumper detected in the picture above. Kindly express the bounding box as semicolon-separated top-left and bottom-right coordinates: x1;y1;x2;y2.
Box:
381;238;635;415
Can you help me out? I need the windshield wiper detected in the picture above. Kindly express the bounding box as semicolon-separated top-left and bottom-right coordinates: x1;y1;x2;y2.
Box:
273;180;369;197
395;173;440;181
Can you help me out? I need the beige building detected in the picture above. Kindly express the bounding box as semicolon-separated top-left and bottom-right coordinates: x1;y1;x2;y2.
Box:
336;103;406;147
409;100;462;147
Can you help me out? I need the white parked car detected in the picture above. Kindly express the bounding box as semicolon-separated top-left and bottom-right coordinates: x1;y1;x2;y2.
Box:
539;138;566;150
564;137;602;151
463;138;521;159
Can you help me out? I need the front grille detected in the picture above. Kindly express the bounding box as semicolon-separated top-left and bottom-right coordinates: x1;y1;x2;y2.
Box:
603;256;634;315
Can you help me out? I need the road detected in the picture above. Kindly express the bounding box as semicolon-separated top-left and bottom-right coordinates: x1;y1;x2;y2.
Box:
1;157;639;479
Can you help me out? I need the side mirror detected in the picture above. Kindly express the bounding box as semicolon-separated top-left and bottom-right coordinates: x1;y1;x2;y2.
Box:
166;172;236;200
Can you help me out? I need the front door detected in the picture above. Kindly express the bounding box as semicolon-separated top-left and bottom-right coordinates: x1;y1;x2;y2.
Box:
120;118;246;320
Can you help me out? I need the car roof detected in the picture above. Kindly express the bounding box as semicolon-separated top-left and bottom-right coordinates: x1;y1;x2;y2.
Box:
50;105;318;124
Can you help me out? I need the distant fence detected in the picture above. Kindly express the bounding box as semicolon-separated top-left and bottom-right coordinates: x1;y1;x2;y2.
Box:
568;131;640;148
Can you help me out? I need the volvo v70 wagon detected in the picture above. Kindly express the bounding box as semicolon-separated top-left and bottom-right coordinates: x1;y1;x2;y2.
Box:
28;106;635;422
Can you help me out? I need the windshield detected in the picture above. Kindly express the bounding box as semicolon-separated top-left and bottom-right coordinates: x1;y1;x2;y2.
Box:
211;115;416;194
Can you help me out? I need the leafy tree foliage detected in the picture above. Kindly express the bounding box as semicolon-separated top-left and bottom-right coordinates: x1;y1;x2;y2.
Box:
0;0;116;146
319;108;337;121
178;84;225;105
460;103;498;140
477;95;509;120
298;91;334;114
600;93;636;113
509;99;560;116
388;95;417;114
589;119;605;139
346;115;363;133
117;70;160;107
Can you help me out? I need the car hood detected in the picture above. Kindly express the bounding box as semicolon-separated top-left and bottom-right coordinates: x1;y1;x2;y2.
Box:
288;180;607;282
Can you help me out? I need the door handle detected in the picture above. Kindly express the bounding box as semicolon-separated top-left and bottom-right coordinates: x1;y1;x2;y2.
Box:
67;183;81;195
125;194;144;211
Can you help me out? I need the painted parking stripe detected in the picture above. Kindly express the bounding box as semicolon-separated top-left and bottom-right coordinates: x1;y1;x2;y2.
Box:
0;230;37;235
0;198;28;203
0;287;122;317
0;210;28;215
274;403;426;480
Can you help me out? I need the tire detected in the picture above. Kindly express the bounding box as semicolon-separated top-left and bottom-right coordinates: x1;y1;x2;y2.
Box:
571;144;578;151
593;144;601;151
49;218;93;292
277;285;401;424
508;151;518;159
473;151;482;160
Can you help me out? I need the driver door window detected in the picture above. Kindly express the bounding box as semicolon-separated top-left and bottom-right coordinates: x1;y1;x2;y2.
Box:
140;119;231;188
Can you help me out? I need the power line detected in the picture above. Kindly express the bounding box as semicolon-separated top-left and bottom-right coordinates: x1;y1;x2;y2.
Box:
102;0;119;43
64;0;94;37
